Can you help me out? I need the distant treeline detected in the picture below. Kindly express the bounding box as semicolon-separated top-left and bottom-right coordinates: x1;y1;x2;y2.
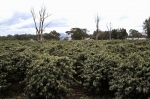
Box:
0;30;61;40
0;34;37;40
0;28;147;40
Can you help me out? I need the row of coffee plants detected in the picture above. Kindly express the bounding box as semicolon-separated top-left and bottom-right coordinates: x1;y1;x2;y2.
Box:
0;41;76;99
0;40;150;99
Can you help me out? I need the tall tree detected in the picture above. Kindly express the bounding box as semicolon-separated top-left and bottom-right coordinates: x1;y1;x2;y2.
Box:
111;28;128;39
129;29;142;39
143;17;150;38
95;14;100;40
111;29;118;39
43;30;60;40
93;31;109;40
106;22;112;40
50;30;60;40
31;5;52;40
66;28;89;40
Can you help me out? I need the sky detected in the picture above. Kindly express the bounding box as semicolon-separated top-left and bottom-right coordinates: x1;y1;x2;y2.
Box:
0;0;150;36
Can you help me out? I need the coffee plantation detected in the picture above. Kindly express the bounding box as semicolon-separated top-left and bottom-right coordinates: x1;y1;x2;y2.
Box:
0;40;150;99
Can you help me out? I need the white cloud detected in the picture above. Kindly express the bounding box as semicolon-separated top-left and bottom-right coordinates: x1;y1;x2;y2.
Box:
0;0;150;36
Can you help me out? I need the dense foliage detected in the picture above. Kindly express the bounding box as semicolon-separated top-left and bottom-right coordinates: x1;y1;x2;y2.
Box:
111;28;128;39
143;17;150;38
0;40;150;99
66;28;89;40
0;30;60;40
129;29;143;38
24;54;76;99
92;28;129;40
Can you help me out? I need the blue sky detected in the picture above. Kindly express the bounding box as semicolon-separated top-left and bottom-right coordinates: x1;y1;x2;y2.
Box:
0;0;150;36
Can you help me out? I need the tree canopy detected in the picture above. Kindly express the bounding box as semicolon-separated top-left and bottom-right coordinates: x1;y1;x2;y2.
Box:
66;28;89;40
111;28;128;39
143;17;150;38
129;29;143;38
93;31;109;40
43;30;60;40
92;28;128;40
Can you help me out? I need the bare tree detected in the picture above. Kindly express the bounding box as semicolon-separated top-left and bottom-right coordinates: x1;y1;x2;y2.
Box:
31;5;52;40
106;22;112;40
95;13;100;40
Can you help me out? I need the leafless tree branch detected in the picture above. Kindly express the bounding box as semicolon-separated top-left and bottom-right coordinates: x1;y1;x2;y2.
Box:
31;5;52;40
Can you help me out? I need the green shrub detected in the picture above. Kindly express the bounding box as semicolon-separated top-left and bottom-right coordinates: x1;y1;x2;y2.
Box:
109;49;150;99
0;45;34;98
23;54;76;99
80;52;118;96
1;40;150;99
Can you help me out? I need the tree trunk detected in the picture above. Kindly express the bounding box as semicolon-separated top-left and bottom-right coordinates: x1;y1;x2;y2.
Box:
40;34;43;40
109;32;111;40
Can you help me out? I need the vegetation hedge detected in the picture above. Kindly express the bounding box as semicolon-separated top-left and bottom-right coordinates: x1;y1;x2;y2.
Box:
0;40;150;99
23;54;76;99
